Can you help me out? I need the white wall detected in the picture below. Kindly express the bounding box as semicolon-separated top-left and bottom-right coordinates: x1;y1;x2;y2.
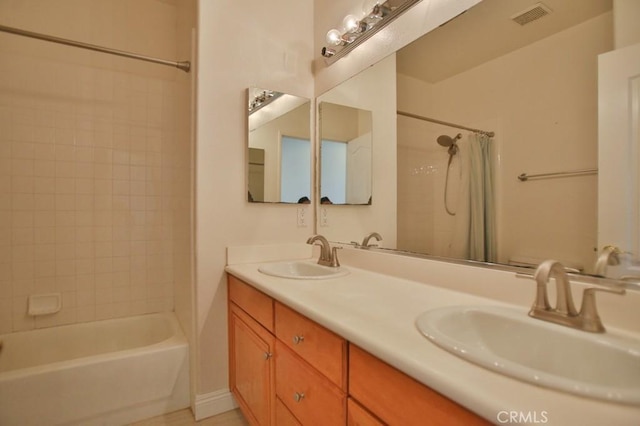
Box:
195;0;314;405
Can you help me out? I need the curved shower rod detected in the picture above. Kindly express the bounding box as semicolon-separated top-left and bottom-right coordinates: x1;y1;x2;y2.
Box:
397;110;495;137
0;24;191;72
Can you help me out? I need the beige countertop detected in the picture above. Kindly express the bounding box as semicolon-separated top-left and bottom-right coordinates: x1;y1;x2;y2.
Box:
225;245;640;425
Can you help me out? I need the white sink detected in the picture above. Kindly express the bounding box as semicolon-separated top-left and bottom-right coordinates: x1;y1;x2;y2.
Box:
258;260;349;280
416;305;640;405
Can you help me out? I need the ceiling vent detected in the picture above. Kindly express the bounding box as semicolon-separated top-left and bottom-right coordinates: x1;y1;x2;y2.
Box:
511;2;553;26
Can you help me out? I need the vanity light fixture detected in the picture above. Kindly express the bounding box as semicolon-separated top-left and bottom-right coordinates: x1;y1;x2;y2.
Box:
248;90;283;114
321;0;422;64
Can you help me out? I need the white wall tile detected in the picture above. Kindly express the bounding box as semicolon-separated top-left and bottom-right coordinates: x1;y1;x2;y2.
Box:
1;0;192;336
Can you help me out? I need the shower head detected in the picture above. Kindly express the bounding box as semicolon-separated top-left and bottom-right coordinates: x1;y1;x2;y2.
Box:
437;133;462;147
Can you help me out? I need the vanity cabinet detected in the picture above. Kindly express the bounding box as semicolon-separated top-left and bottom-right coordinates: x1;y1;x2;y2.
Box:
229;276;346;425
228;274;489;425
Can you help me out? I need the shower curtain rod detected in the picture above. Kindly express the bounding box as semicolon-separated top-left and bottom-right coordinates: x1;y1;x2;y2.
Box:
0;24;191;72
397;110;495;137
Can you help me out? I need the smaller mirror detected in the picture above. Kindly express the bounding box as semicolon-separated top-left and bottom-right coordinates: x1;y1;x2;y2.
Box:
319;102;373;205
247;88;311;203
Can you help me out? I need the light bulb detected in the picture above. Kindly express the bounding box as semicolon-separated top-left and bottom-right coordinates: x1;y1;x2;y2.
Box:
326;29;342;46
342;14;360;33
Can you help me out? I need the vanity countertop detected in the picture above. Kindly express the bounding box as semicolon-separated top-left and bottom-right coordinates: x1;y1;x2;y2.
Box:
225;249;640;425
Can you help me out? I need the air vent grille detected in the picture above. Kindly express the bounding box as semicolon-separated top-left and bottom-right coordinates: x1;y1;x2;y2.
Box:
511;2;552;26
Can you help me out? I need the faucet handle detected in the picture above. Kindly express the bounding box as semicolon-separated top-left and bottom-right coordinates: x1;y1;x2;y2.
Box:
579;286;626;333
330;246;342;267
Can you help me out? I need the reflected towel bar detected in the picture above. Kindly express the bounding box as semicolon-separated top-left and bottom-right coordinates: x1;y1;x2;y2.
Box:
518;168;598;182
0;24;191;72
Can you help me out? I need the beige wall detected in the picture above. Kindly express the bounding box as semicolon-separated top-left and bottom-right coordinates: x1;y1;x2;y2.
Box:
614;0;640;48
397;12;613;272
0;0;194;333
195;0;314;401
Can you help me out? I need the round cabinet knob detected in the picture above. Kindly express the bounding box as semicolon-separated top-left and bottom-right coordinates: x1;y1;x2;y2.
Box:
263;352;272;360
293;392;305;403
293;335;305;345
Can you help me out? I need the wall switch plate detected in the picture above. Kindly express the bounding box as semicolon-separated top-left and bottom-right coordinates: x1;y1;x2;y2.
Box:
297;207;307;227
320;207;328;227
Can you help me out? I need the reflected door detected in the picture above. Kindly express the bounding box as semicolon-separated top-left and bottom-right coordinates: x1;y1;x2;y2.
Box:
280;136;311;203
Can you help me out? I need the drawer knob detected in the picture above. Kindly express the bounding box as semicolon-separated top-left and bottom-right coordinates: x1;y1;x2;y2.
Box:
263;352;272;360
293;335;305;345
293;392;305;402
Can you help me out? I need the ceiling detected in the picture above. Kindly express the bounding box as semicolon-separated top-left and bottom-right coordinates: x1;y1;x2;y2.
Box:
396;0;612;83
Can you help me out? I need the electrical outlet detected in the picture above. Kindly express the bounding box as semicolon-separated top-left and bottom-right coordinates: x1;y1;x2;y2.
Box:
297;207;307;227
320;207;328;227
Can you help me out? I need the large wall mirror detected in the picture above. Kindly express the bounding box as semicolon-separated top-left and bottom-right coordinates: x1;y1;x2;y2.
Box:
317;0;625;277
247;88;311;203
319;102;373;205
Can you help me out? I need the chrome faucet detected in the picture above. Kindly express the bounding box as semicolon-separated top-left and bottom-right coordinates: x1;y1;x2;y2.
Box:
528;259;625;333
361;232;382;248
306;235;340;267
594;245;621;277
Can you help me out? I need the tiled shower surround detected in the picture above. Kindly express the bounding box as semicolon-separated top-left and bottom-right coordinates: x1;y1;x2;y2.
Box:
0;6;192;333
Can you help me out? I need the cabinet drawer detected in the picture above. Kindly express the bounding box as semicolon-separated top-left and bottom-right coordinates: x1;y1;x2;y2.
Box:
276;397;301;426
347;398;384;426
349;344;490;426
228;275;274;332
275;341;346;426
275;302;347;389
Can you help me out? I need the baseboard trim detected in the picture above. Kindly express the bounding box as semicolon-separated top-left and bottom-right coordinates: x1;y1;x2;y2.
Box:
193;389;238;421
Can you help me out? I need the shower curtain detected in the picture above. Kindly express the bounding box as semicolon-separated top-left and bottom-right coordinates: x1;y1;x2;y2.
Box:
448;133;496;262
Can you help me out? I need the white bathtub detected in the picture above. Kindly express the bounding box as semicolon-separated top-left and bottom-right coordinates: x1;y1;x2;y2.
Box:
0;313;190;426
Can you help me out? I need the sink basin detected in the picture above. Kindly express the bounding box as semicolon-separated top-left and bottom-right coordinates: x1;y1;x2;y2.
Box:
258;260;349;280
416;305;640;405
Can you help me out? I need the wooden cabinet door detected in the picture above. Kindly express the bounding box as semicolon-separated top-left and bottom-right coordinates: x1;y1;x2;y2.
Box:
230;304;275;426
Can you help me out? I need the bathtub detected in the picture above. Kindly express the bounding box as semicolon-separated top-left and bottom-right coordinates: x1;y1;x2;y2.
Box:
0;312;190;426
